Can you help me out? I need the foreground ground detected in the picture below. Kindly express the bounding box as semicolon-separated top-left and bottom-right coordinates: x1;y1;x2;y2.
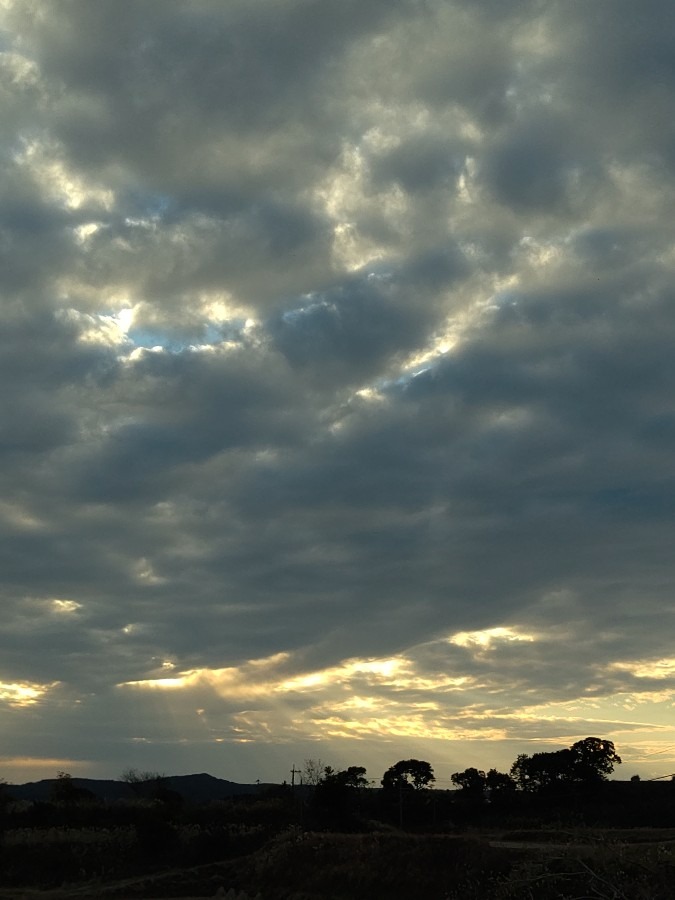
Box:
2;827;675;900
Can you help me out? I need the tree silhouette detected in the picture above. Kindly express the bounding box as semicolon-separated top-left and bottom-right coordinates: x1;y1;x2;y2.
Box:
510;737;622;792
486;768;516;796
510;749;573;791
451;767;486;796
569;737;622;783
381;759;435;793
49;772;94;805
312;765;369;824
302;758;326;786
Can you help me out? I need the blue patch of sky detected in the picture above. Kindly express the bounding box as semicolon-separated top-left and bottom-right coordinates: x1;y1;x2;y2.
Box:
493;289;520;309
128;319;248;351
280;297;334;324
379;364;433;394
127;327;189;352
277;265;397;323
0;29;14;52
123;189;173;220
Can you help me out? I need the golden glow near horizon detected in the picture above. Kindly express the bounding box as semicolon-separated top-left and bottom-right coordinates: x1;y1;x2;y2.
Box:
0;757;90;779
118;627;533;712
117;630;526;744
120;648;471;699
114;627;675;756
120;651;293;697
610;657;675;679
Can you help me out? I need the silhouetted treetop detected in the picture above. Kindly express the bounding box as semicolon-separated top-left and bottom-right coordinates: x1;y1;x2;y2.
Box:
451;767;486;795
510;737;622;791
382;759;435;792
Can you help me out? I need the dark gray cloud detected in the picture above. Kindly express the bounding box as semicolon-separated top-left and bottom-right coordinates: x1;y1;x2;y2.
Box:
370;134;467;194
0;0;674;784
481;111;594;211
269;271;445;385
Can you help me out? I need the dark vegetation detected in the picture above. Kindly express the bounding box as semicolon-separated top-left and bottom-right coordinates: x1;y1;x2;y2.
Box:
0;738;673;899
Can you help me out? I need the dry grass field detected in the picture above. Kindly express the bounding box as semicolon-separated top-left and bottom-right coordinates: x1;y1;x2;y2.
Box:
1;826;674;900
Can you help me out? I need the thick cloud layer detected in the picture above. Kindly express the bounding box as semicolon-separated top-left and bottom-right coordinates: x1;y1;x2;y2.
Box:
1;0;674;784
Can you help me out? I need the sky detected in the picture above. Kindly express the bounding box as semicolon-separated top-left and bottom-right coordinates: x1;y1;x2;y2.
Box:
1;0;675;789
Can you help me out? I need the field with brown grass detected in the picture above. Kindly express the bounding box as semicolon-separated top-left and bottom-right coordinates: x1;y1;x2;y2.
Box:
2;826;674;900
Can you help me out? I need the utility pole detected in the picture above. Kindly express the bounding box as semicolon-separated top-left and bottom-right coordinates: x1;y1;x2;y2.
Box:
291;764;303;825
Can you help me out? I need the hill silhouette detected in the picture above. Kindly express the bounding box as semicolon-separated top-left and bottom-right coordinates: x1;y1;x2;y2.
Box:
6;772;271;804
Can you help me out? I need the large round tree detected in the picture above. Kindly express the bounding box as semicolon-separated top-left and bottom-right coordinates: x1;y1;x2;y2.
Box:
381;759;435;793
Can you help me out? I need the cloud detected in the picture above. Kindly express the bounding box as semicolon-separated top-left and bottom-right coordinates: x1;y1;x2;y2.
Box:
268;266;458;386
0;0;674;784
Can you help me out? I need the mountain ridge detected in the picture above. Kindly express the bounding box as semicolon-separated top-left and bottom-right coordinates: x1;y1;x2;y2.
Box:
4;772;275;803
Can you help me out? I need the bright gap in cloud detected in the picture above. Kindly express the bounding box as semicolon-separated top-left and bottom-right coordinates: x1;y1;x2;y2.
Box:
119;630;535;701
124;301;254;353
112;629;675;767
0;501;43;530
0;680;59;708
611;658;675;679
68;289;257;354
16;137;114;211
49;599;82;615
449;626;536;650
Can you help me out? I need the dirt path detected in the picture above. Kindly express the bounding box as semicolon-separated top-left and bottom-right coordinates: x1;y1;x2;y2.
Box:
489;835;675;854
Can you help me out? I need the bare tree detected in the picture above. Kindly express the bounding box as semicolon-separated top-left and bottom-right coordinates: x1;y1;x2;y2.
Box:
302;758;326;786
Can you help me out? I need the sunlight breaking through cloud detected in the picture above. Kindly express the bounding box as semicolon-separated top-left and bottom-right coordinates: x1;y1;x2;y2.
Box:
0;681;59;708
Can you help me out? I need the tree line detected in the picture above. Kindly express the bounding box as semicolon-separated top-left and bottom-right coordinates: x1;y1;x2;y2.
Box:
306;735;622;800
297;736;625;829
7;735;674;838
452;736;622;796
